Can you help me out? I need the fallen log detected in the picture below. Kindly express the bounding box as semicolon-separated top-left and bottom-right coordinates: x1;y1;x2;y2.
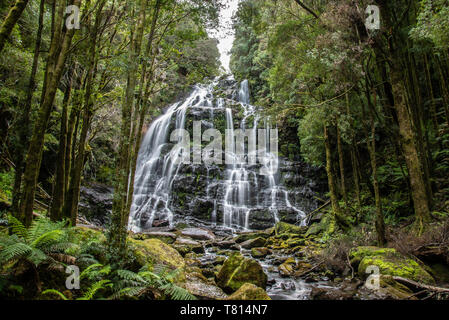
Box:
393;276;449;294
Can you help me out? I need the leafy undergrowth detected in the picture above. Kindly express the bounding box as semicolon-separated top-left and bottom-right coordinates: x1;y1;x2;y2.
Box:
0;216;194;300
319;215;449;284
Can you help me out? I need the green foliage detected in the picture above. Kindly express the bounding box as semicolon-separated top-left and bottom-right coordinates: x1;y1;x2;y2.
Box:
112;266;196;300
0;169;14;204
411;0;449;48
0;216;75;268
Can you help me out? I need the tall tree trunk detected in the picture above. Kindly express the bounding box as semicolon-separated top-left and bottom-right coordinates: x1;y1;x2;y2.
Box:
0;0;30;52
324;125;348;231
336;123;348;209
424;54;439;135
125;0;162;218
345;93;361;207
63;0;106;226
19;0;81;227
391;68;431;232
11;0;45;219
50;71;73;221
110;0;148;254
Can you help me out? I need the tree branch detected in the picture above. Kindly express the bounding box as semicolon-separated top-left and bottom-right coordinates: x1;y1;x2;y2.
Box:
293;0;319;19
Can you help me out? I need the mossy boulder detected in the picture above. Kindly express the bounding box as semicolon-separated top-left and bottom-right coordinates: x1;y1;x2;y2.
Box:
274;222;306;236
350;246;435;284
128;238;185;272
133;232;177;244
285;238;305;248
240;237;267;249
234;231;270;244
305;222;326;237
226;283;271;300
183;270;228;300
216;253;268;293
278;257;296;277
173;238;205;256
251;247;271;258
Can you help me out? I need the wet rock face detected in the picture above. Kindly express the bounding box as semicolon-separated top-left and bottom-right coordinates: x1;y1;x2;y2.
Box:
78;183;113;226
126;77;326;232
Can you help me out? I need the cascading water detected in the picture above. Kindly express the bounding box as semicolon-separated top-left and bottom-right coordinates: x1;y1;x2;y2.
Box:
129;77;307;232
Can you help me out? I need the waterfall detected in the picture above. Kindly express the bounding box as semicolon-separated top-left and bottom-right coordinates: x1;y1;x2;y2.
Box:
129;78;306;232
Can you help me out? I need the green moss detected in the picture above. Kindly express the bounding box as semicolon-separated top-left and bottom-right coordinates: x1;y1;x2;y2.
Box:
352;246;435;284
349;246;397;267
128;238;185;272
73;226;106;244
378;275;415;299
226;283;271;300
216;253;267;293
274;222;306;236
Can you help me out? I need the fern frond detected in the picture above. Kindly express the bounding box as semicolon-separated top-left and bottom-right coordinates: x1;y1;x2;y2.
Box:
116;269;146;284
7;215;27;239
31;229;64;249
80;263;104;280
78;280;112;300
159;283;197;301
0;242;32;265
42;289;69;300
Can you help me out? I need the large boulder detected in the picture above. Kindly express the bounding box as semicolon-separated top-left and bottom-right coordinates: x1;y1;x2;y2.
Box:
133;231;177;244
240;237;267;249
234;230;271;244
216;253;268;293
128;238;185;272
183;270;228;300
251;247;271;259
181;228;215;241
278;257;296;277
173;238;205;256
349;246;435;284
274;222;306;236
226;283;271;300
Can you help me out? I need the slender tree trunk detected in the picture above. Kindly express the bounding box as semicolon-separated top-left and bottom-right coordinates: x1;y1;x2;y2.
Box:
336;123;348;208
125;0;162;218
435;55;449;130
424;54;439;135
391;68;431;232
50;71;73;221
345;94;361;207
63;0;106;226
0;0;30;52
110;0;148;253
11;0;45;219
19;0;81;227
324;125;348;231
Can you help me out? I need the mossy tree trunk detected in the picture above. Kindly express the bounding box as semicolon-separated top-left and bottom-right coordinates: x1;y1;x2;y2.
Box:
63;0;107;226
110;0;148;255
336;122;348;209
19;0;81;227
11;0;45;218
50;71;73;221
0;0;30;52
125;0;162;218
324;125;349;231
